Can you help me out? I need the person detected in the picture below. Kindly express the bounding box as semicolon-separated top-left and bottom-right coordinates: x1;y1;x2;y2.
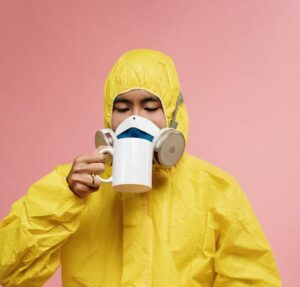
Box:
0;49;281;287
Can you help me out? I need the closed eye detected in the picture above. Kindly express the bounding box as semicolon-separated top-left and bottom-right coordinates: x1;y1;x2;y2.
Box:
144;107;160;112
114;108;130;113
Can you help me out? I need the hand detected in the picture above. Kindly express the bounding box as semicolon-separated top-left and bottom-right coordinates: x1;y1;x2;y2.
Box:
66;146;108;198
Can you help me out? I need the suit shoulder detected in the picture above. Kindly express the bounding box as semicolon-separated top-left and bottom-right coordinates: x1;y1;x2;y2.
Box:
184;153;239;187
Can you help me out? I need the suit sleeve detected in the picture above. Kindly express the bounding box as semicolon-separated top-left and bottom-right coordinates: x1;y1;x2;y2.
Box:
0;164;87;287
213;180;282;287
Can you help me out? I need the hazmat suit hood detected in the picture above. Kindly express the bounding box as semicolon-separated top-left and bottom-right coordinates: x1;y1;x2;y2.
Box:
103;49;189;143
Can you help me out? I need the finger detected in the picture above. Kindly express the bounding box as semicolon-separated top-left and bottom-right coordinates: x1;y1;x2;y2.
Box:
73;162;105;174
93;145;110;153
74;153;107;164
94;145;112;165
72;182;96;197
72;173;102;188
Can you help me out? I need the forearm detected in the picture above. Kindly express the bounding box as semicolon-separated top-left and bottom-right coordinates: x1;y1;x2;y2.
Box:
0;165;87;286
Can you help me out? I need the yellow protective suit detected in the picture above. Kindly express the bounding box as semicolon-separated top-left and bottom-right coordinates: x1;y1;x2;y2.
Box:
0;49;281;287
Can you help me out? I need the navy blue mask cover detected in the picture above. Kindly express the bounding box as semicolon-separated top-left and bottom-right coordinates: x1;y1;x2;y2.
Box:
117;128;154;142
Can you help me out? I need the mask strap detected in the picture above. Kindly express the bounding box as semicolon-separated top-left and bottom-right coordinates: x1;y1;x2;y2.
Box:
170;92;184;129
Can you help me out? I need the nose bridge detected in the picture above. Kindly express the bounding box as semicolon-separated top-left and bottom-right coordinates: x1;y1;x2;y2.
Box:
132;104;142;116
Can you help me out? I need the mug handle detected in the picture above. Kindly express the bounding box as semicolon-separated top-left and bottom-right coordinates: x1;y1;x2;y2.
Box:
96;146;113;183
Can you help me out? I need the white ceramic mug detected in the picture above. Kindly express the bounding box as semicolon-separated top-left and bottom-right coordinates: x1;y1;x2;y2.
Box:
97;137;153;193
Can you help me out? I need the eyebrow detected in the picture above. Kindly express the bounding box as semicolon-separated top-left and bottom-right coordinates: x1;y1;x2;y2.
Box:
113;96;161;104
142;96;161;103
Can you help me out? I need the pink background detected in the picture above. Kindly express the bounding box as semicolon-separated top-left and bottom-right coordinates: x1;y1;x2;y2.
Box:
0;1;299;286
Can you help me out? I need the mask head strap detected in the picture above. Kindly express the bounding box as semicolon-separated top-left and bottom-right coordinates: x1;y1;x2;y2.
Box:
170;92;184;129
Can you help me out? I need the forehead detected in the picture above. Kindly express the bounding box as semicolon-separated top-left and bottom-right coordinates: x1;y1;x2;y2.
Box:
114;89;161;103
